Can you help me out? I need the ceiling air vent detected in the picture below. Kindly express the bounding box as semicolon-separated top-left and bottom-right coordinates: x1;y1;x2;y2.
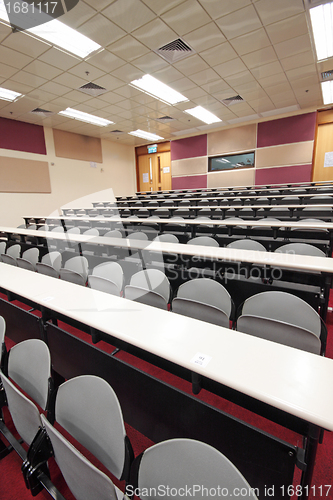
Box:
110;130;124;134
155;38;195;63
156;116;174;123
321;70;333;81
221;95;244;106
30;107;54;116
77;82;108;97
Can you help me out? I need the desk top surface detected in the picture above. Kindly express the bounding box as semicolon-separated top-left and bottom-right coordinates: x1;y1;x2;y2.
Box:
22;216;333;230
2;225;333;274
1;262;333;431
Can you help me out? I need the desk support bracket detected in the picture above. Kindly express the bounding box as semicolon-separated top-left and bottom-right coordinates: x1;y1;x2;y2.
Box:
191;371;202;395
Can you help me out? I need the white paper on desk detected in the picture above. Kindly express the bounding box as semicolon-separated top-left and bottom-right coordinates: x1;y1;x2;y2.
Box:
191;352;212;368
324;152;333;167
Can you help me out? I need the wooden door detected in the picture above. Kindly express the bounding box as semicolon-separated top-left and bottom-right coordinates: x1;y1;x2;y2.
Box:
137;151;171;191
313;110;333;181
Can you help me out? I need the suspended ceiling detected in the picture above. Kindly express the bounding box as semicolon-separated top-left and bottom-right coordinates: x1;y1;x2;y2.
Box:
0;0;329;146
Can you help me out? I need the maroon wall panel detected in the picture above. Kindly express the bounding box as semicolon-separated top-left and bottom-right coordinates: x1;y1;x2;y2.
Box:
0;117;46;155
171;135;207;161
172;174;207;190
257;112;316;148
255;164;312;185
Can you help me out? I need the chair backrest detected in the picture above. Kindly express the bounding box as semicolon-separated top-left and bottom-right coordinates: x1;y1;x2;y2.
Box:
0;241;6;255
125;269;170;310
51;226;65;233
0;338;52;445
1;244;21;266
236;291;322;354
172;278;232;328
275;243;326;257
54;375;131;480
83;228;99;236
127;232;149;241
88;262;124;296
67;227;81;234
133;438;258;500
60;256;89;285
17;247;40;271
36;251;62;278
187;236;218;247
227;239;266;251
153;234;179;244
41;415;121;500
103;230;123;238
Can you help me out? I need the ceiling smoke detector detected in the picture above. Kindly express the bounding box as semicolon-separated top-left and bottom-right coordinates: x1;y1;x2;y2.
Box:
155;38;195;63
221;95;244;106
77;82;108;97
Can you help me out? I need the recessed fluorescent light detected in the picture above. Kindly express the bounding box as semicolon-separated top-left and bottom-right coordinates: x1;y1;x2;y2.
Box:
0;87;22;102
58;108;113;127
321;81;333;104
130;75;188;105
309;2;333;61
184;106;222;124
129;129;164;141
0;0;101;58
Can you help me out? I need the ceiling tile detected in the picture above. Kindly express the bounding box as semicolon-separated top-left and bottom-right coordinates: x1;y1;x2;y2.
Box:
1;79;34;94
132;18;177;50
257;71;288;89
0;45;33;69
131;52;169;73
92;74;125;91
38;48;80;71
152;66;185;84
24;60;63;80
250;60;284;79
69;62;106;81
10;70;47;88
38;81;71;96
161;0;211;36
173;54;209;76
25;88;61;103
201;79;232;94
86;48;126;72
59;89;96;103
215;5;262;40
265;82;293;97
286;64;318;83
280;50;315;72
265;13;308;45
78;14;126;46
102;0;156;33
189;68;220;86
2;32;49;57
111;63;144;83
61;2;97;29
0;63;19;79
0;23;11;44
214;58;248;78
254;0;304;26
246;96;275;113
230;28;271;56
183;22;226;52
274;34;312;60
98;91;130;105
107;35;150;61
223;70;256;89
198;0;252;20
140;0;185;16
171;77;197;92
242;46;277;69
83;0;112;10
200;42;237;66
53;72;87;90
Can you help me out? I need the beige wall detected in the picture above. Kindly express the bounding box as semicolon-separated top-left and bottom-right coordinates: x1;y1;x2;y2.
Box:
0;127;136;227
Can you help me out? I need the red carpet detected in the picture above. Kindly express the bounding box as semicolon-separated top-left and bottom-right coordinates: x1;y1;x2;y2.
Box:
1;295;333;499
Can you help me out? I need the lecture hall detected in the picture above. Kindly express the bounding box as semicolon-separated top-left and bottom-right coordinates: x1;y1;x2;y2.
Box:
1;1;333;500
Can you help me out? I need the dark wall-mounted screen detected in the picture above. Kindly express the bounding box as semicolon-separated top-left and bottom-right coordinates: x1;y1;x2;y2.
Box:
209;151;255;172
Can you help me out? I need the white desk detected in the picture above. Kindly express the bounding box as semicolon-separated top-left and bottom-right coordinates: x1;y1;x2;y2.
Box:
0;263;333;432
2;225;333;274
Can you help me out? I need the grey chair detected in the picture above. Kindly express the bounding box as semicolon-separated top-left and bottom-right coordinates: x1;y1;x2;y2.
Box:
187;236;219;247
227;239;266;252
131;438;258;500
236;291;323;354
41;415;126;500
49;375;133;482
1;244;20;266
16;247;39;271
88;262;124;296
59;256;89;286
0;241;6;259
125;269;170;310
0;339;52;446
275;242;326;257
36;251;62;278
172;278;233;328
